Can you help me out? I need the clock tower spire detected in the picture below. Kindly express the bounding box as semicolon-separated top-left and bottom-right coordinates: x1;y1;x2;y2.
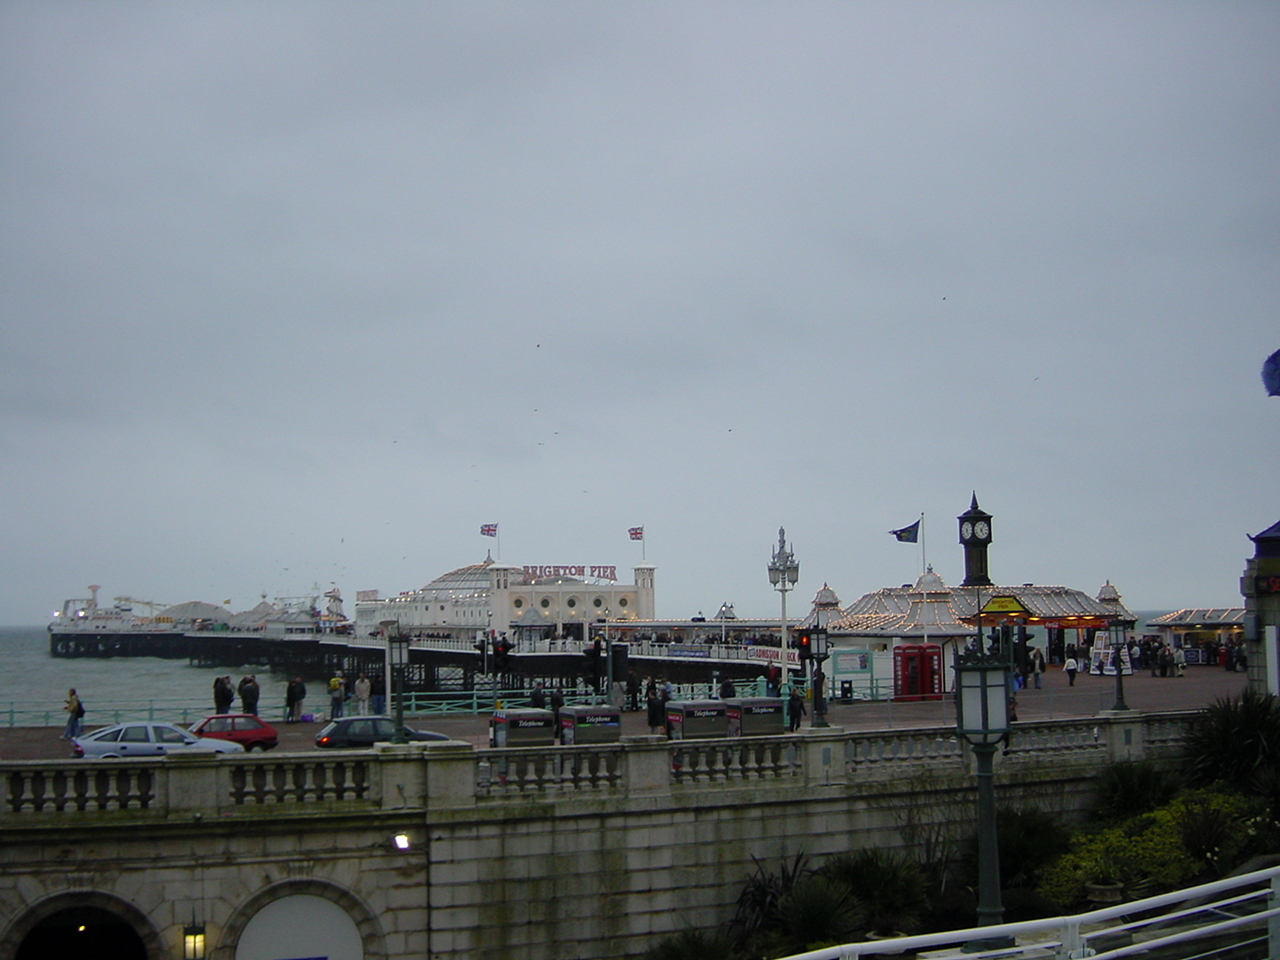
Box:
958;492;993;587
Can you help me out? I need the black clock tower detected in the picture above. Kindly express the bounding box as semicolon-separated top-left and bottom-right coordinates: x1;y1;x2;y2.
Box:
958;493;993;587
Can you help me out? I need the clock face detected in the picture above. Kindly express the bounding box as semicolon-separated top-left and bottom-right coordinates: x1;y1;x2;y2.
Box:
974;520;990;540
960;521;973;540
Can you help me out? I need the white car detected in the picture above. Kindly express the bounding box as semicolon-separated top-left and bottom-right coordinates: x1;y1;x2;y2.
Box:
72;721;246;758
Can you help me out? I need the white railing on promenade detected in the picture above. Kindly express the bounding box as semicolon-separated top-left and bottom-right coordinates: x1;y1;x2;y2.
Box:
777;864;1280;960
1;712;1197;820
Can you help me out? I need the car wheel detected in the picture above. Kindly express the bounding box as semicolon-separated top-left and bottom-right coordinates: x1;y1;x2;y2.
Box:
247;742;263;751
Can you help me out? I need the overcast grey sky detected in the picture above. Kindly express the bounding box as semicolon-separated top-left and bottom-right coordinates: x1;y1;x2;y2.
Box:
2;2;1276;625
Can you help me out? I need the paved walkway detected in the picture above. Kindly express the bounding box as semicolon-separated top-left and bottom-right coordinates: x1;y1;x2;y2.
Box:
0;666;1250;761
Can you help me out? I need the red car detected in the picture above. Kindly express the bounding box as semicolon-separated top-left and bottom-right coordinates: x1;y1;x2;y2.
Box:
188;714;279;751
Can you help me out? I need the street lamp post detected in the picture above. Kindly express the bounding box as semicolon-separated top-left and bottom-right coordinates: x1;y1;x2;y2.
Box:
382;619;408;744
1109;618;1134;711
767;527;799;669
603;609;612;706
954;648;1015;948
811;624;829;727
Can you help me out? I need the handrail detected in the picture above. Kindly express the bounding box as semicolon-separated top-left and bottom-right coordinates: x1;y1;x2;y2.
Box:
775;864;1280;959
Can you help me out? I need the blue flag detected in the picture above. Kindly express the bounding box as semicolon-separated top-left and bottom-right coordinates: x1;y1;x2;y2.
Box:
1263;348;1280;397
890;520;920;543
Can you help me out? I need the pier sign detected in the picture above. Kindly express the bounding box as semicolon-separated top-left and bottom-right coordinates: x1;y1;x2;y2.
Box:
523;565;618;581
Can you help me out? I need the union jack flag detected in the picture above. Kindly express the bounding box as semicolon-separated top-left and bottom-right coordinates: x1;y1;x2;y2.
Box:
629;526;644;541
480;523;498;537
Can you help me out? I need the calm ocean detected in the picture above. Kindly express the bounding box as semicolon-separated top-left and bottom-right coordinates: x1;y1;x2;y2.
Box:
0;624;300;724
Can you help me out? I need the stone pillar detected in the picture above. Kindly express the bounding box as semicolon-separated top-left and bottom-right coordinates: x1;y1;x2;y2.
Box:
1241;519;1280;695
619;736;672;797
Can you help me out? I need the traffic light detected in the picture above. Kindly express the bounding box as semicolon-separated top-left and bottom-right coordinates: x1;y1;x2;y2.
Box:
797;631;812;664
493;635;512;669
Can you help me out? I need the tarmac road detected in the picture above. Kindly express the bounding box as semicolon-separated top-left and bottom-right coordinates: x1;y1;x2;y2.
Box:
0;665;1250;761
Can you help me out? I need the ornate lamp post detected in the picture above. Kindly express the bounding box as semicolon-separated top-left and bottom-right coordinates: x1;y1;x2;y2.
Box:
954;648;1014;946
1109;617;1135;711
382;619;409;744
767;527;800;662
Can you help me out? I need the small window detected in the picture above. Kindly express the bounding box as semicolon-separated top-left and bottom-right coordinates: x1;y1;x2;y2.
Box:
121;726;150;743
95;728;122;743
619;598;628;608
513;599;524;609
540;598;550;609
593;598;603;608
567;598;577;608
236;718;264;731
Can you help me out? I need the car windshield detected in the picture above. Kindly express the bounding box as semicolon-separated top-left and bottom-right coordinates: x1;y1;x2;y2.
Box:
317;722;337;737
155;726;189;744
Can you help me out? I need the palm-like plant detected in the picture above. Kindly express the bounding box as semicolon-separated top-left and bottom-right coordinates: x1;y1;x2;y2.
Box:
821;848;928;937
1184;689;1280;794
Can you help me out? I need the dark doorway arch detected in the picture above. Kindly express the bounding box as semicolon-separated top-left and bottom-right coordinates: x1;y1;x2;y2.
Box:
14;905;146;960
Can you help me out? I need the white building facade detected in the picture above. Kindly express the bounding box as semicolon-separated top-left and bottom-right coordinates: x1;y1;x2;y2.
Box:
353;557;656;640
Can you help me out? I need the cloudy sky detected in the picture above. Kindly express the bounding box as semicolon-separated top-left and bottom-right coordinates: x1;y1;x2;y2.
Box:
2;2;1276;626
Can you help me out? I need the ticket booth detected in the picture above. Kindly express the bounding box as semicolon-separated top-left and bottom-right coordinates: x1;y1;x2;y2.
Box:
489;708;556;747
559;705;622;745
725;698;784;737
665;700;728;740
892;644;943;701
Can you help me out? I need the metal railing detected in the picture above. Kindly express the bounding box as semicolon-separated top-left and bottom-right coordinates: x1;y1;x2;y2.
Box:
778;865;1280;960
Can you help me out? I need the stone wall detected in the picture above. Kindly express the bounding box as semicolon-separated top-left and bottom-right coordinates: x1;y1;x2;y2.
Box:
0;712;1192;960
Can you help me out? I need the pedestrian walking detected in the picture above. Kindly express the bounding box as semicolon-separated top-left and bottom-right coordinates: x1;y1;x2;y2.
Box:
62;688;84;740
787;687;806;731
1031;649;1046;689
1064;656;1078;687
354;674;371;714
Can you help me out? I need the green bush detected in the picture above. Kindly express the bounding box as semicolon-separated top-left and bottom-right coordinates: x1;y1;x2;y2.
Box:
1092;760;1181;822
1036;790;1256;908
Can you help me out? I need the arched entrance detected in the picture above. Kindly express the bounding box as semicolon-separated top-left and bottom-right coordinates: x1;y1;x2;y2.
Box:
214;879;387;960
1;893;162;960
16;906;146;960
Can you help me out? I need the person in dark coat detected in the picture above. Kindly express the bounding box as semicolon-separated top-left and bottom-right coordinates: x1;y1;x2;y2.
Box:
238;676;260;716
787;688;805;732
214;676;234;714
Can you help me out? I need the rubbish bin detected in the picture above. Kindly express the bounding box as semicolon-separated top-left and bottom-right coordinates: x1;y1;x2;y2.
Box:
665;700;728;740
559;705;622;745
489;708;556;748
840;680;853;702
725;697;784;737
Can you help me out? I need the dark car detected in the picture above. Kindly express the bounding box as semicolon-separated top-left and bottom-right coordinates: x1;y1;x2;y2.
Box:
188;714;280;751
314;715;450;749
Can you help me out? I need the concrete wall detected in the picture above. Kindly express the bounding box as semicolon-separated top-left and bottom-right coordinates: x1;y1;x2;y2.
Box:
0;712;1192;960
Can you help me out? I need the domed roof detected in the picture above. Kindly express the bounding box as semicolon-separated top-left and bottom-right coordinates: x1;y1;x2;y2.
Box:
911;567;949;595
420;560;498;596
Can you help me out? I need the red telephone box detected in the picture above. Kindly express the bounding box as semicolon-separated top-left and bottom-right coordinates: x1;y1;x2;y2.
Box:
893;643;943;701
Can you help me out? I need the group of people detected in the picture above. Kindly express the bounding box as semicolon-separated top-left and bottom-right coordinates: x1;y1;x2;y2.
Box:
212;675;261;715
320;671;385;721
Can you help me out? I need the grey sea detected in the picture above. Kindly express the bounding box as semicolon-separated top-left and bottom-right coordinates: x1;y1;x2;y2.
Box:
0;624;301;727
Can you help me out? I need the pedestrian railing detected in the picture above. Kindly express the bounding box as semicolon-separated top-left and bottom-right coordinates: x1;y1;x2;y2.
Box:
776;864;1280;960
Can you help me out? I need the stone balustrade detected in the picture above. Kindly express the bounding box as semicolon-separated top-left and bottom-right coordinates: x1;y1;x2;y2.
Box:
2;711;1199;822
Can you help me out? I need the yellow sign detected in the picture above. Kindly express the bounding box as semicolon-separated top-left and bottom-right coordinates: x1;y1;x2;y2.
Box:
980;596;1029;616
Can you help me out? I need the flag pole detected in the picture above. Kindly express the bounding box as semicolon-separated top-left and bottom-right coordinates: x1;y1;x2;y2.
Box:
919;512;927;577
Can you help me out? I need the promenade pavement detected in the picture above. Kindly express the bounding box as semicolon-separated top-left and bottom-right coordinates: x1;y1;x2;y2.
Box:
0;664;1250;761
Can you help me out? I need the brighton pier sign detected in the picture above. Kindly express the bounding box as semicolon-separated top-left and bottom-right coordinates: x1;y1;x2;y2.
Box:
523;565;619;582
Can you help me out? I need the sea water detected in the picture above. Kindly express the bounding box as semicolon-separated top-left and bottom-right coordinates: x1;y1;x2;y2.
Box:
0;625;301;725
